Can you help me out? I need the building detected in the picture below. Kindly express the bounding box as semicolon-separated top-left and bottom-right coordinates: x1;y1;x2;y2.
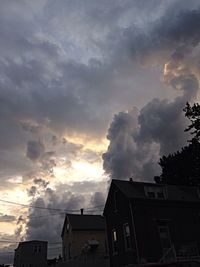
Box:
103;179;200;267
14;240;47;267
61;210;108;263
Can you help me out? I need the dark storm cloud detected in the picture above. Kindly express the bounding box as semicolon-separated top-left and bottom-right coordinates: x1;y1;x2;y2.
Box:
103;4;200;180
90;192;106;213
26;140;45;161
103;60;199;180
2;0;199;187
103;110;160;180
1;0;200;263
25;188;86;243
22;179;107;250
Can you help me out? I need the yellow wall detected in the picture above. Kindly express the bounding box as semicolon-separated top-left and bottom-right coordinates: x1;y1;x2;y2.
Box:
62;230;107;261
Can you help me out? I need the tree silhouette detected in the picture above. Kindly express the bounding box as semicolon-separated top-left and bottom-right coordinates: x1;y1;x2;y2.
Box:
183;102;200;142
155;102;200;186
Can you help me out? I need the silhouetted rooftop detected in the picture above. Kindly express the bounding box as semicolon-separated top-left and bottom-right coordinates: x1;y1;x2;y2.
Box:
112;179;200;202
61;214;105;237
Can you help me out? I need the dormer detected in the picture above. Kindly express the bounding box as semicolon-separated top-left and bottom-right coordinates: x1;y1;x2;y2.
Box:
144;185;166;199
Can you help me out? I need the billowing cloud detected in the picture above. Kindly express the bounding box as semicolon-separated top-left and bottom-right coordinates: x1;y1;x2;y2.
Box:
1;0;200;264
103;5;200;181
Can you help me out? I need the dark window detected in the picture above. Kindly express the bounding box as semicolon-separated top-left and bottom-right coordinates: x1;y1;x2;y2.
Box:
147;191;155;198
38;246;41;252
145;186;166;199
34;246;37;253
112;229;118;254
177;242;199;258
123;223;131;250
158;224;171;250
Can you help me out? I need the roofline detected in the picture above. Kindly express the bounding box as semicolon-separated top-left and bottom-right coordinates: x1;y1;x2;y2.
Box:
19;240;48;243
103;179;116;216
112;178;200;189
61;213;105;237
103;179;200;215
66;213;104;217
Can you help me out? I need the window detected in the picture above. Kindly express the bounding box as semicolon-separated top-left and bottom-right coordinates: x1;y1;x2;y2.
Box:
123;223;131;250
34;246;37;253
177;242;199;258
157;222;171;251
38;246;41;252
147;191;155;198
145;186;166;199
112;229;118;254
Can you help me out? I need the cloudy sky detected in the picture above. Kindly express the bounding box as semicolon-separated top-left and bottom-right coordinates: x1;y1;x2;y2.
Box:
1;0;200;264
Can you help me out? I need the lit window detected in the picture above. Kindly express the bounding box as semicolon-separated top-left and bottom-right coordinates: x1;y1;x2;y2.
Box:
112;229;118;254
123;223;131;250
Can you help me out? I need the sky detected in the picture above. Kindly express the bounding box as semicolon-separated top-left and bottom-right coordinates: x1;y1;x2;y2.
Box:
1;0;200;264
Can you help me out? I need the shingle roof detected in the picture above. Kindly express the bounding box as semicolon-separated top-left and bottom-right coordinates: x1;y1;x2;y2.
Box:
112;179;200;202
61;214;105;237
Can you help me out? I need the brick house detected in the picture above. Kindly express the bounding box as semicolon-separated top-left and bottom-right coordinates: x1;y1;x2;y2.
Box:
61;211;108;263
14;240;47;267
103;179;200;267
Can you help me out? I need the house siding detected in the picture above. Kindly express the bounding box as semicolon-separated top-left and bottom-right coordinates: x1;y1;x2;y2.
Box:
104;180;200;267
61;214;107;263
104;184;137;267
132;200;200;262
14;241;47;267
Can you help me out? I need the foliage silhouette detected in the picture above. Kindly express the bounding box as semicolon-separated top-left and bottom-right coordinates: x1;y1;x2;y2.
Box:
154;102;200;185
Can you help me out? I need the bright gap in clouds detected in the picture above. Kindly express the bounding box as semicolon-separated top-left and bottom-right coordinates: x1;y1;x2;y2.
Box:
54;158;105;183
71;160;104;181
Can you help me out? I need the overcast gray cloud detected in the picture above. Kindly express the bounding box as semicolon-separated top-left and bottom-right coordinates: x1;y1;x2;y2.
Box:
0;214;16;223
21;179;107;258
1;0;200;264
103;4;200;180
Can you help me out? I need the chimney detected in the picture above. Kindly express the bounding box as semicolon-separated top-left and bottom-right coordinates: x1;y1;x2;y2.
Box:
80;208;84;215
129;177;133;182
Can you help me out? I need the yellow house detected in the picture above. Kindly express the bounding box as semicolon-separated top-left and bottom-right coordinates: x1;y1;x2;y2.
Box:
61;211;107;263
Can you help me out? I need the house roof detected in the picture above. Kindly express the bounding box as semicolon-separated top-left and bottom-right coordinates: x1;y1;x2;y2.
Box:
61;214;105;237
15;240;47;251
105;179;200;204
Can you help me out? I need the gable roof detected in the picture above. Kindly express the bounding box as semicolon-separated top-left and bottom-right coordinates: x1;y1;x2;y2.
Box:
103;179;200;214
61;214;105;237
113;179;200;201
15;240;47;251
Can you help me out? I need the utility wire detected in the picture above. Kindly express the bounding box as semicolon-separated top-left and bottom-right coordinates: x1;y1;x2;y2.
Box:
0;199;80;212
0;199;104;213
